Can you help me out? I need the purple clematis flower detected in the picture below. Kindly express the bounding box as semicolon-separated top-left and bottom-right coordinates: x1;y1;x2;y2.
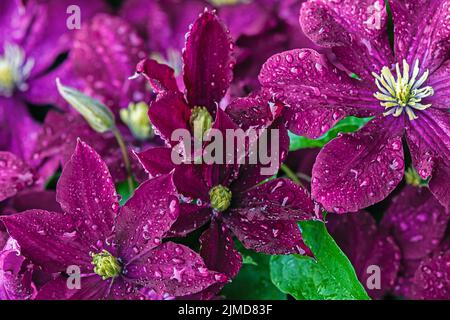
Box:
1;140;225;300
259;0;450;212
138;104;316;257
0;0;107;162
135;9;235;143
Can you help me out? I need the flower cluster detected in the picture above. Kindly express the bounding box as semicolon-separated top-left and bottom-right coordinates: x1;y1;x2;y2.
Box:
0;0;449;300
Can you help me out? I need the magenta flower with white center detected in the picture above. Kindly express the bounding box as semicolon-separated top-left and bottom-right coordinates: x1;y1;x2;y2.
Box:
259;0;450;212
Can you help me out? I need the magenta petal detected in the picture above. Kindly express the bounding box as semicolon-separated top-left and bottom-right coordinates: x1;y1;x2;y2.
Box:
429;160;450;208
411;250;450;299
197;220;242;298
36;275;109;300
136;147;175;177
9;190;61;213
0;98;40;162
259;49;378;138
200;220;242;279
223;216;309;255
56;140;119;244
390;0;450;72
233;178;316;221
115;174;179;262
183;10;235;113
125;242;224;297
0;152;35;202
0;250;36;300
136;58;179;94
173;164;210;201
1;210;91;273
202;108;241;188
406;108;450;182
168;203;211;237
300;0;393;80
381;186;450;260
70;14;148;112
327;211;401;299
312;118;405;213
107;278;147;300
148;92;191;144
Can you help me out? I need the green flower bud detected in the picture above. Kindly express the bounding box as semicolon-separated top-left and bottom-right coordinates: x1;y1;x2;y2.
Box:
209;185;232;212
91;250;121;280
190;106;212;140
120;102;153;140
56;78;115;133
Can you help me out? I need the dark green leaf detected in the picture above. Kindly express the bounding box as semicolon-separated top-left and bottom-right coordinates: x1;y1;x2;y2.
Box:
222;242;286;300
289;116;372;151
270;221;370;300
116;179;138;205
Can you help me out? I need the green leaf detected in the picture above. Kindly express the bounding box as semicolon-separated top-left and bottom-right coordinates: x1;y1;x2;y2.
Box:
270;221;370;300
56;78;115;133
221;242;286;300
288;116;372;151
116;179;138;205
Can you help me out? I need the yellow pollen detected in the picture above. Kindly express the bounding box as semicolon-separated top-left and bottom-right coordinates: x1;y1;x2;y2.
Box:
372;59;434;121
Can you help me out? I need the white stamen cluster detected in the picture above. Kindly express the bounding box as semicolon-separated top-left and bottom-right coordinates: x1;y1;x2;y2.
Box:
372;60;434;121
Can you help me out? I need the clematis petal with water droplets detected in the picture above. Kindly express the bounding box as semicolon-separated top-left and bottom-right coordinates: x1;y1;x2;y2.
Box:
406;108;450;207
389;0;450;72
312;117;405;213
107;278;147;300
36;275;109;300
1;210;91;273
125;242;226;297
70;14;148;112
167;203;211;237
411;250;450;299
231;178;316;221
148;92;191;144
0;152;35;202
381;186;450;260
300;0;393;81
115;174;180;262
259;49;378;139
223;216;310;255
136;147;176;177
327;211;401;299
183;9;235;115
200;219;242;280
196;219;242;299
56;140;120;245
201;108;241;188
136;58;179;94
0;249;37;300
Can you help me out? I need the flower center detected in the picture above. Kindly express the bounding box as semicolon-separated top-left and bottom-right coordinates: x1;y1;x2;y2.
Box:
372;60;434;120
209;185;232;212
0;43;34;97
120;101;153;140
91;250;121;280
190;106;213;140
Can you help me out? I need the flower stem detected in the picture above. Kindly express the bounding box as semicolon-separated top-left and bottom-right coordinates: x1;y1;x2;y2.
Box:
280;164;305;189
113;128;134;193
